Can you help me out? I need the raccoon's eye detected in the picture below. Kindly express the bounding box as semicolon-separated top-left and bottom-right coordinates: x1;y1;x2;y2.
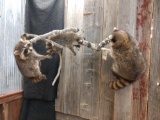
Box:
23;49;28;55
27;43;32;47
76;38;80;41
111;36;117;43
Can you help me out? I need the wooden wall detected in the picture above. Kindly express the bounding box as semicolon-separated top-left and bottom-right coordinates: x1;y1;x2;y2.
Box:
0;1;159;120
55;0;160;120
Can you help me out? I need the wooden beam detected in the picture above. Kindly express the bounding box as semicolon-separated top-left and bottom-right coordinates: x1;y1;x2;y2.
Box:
0;90;23;104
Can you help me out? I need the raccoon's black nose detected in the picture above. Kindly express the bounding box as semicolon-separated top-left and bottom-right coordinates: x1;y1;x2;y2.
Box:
111;36;116;43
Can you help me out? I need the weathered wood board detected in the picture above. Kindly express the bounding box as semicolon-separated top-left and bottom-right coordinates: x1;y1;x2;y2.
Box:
55;0;84;116
148;0;160;119
56;112;88;120
99;0;117;119
114;0;138;120
133;0;153;120
55;0;159;120
56;0;114;119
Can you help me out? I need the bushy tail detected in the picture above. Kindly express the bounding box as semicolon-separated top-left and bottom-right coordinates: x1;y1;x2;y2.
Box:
109;79;134;89
109;70;135;89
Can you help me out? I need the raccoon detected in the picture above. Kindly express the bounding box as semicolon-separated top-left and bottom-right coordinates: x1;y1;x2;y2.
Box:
108;28;146;89
14;34;51;83
48;30;83;56
46;30;83;86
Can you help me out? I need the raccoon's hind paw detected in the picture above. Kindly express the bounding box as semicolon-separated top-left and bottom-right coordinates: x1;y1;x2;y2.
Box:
42;75;47;80
46;55;52;59
31;77;41;83
31;75;46;83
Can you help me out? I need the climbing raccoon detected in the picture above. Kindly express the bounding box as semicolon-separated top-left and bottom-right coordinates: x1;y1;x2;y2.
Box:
14;34;51;83
108;28;146;89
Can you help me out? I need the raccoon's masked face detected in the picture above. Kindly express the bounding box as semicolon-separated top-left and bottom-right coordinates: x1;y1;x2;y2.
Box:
110;27;129;49
14;39;33;60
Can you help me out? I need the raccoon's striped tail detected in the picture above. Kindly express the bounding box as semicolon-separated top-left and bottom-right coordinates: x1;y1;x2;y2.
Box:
109;70;135;89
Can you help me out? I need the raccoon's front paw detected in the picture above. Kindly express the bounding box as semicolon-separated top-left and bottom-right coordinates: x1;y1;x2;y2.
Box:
45;40;54;54
74;45;81;51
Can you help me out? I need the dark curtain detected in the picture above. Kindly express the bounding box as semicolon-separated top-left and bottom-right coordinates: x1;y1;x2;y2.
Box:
20;0;64;120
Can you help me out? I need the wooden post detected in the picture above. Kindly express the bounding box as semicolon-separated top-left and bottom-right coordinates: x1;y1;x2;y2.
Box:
133;0;153;120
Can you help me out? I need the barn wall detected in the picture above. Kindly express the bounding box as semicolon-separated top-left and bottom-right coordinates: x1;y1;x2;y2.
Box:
0;0;25;94
55;0;115;119
55;0;156;120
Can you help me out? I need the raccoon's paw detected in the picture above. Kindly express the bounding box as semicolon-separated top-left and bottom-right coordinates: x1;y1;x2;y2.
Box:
45;40;52;49
46;55;52;59
45;41;55;55
42;75;47;80
31;77;42;83
74;45;81;51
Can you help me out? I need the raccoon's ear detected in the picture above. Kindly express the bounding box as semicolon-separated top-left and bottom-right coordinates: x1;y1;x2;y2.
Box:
20;38;25;42
113;27;118;31
14;50;19;55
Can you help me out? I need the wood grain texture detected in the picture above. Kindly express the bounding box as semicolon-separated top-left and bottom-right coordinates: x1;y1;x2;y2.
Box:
0;105;2;120
134;0;153;120
114;0;137;120
0;90;23;104
99;0;117;120
0;91;23;120
56;112;88;120
55;0;84;116
8;98;23;120
80;0;103;119
148;0;160;119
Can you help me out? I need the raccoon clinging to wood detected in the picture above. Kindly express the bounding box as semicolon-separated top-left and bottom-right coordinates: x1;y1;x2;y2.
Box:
46;28;83;86
14;34;51;83
107;27;146;89
47;28;83;56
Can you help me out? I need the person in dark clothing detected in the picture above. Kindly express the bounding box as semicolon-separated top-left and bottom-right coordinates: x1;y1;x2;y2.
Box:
20;0;64;120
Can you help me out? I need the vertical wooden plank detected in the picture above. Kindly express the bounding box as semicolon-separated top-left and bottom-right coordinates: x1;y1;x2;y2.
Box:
3;103;9;120
80;0;103;119
148;0;160;119
8;99;23;120
114;0;137;120
133;0;153;120
99;0;117;120
55;0;84;116
0;105;3;120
